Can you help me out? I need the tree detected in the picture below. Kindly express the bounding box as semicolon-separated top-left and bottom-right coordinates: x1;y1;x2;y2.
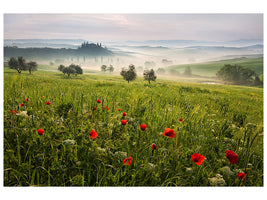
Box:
58;64;65;72
120;64;137;83
101;65;107;73
60;64;83;78
8;56;27;73
69;64;83;76
216;64;260;85
143;69;157;84
63;67;76;78
108;65;114;73
27;61;37;74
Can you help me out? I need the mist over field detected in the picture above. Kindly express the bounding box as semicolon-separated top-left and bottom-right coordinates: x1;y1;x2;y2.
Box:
4;38;263;78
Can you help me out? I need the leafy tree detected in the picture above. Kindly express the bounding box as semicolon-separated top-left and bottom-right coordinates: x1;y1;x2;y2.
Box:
69;64;83;76
63;67;76;78
120;64;137;83
108;65;114;73
101;65;107;73
58;64;66;72
216;64;261;85
8;56;27;73
59;64;83;77
143;69;157;84
27;61;37;74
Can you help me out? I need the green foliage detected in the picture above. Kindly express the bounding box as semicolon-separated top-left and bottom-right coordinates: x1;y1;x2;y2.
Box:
8;56;38;74
216;64;262;86
120;64;137;83
167;57;263;77
60;64;83;77
27;61;38;74
143;69;157;84
3;69;263;186
101;65;107;73
108;65;114;73
8;56;27;73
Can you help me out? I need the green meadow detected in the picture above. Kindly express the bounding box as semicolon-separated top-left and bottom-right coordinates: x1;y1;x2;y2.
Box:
166;57;263;77
3;68;263;186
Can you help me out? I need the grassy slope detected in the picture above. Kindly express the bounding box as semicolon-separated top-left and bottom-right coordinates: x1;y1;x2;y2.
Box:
3;69;263;186
166;57;263;77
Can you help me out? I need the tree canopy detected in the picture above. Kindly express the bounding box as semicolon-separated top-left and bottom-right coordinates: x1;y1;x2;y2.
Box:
8;56;38;74
120;64;137;83
216;64;262;86
143;69;157;84
58;64;83;77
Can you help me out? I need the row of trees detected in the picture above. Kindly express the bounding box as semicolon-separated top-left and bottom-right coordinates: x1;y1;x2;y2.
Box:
8;56;37;74
101;65;114;73
216;64;262;86
120;64;157;84
58;64;83;77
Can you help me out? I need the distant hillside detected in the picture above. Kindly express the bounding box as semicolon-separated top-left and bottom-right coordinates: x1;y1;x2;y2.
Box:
166;57;263;77
4;42;114;62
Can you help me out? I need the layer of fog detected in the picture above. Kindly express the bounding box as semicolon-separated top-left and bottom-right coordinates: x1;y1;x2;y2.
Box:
4;39;263;77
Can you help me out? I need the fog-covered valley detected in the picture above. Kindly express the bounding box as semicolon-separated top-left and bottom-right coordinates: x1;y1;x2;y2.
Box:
4;39;263;77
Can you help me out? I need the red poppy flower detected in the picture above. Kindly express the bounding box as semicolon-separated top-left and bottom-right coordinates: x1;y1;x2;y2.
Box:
107;107;110;111
191;153;205;166
37;129;44;135
162;128;175;138
179;117;184;122
122;112;127;116
226;150;238;164
46;101;51;105
94;107;97;110
97;99;101;103
117;108;121;111
26;97;29;101
152;143;157;150
103;106;107;109
89;130;98;139
123;157;133;165
121;120;127;125
10;110;18;114
140;124;147;131
237;173;246;181
20;103;24;106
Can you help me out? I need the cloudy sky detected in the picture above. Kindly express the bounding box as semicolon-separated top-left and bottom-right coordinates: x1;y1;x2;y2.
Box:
4;13;263;42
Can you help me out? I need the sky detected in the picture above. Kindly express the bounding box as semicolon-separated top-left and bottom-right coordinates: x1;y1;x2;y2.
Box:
4;13;263;42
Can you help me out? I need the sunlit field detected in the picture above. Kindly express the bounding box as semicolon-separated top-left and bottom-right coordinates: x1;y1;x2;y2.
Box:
3;68;263;186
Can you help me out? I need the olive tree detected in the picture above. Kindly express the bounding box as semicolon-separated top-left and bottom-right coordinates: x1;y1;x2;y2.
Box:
120;64;137;83
143;69;157;84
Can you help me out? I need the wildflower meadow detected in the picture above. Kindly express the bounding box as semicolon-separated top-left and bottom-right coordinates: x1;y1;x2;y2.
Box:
3;69;263;186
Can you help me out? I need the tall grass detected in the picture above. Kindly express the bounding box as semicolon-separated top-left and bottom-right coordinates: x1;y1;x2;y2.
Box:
3;69;263;186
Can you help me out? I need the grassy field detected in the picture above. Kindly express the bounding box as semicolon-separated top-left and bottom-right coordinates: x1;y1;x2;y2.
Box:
3;68;263;186
166;57;263;77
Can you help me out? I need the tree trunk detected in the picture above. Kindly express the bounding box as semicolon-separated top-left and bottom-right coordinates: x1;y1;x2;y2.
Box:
68;73;70;78
29;68;32;74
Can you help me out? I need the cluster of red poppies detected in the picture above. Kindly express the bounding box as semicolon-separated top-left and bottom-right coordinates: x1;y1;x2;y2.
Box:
31;98;247;183
191;150;246;182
